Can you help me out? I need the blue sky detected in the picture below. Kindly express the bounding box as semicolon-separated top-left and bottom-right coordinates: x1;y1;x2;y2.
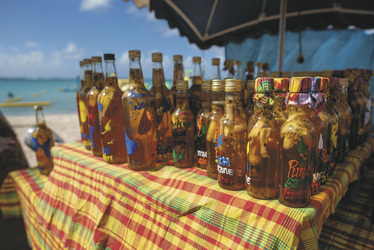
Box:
0;0;224;79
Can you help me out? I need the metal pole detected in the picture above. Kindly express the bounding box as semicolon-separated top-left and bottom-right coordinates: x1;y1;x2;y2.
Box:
277;0;287;72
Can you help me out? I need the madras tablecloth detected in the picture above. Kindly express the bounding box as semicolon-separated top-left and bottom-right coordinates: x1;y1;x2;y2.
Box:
1;139;373;250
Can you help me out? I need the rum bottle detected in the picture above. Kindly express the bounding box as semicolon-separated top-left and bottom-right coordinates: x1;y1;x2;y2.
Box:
245;80;255;118
189;56;203;118
273;77;289;126
171;55;184;109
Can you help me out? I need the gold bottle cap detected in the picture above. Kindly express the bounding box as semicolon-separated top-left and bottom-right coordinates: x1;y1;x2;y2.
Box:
83;58;91;65
193;56;201;63
212;58;220;66
91;56;102;63
339;78;349;88
234;60;241;66
173;54;183;61
212;79;225;92
225;79;241;92
79;61;84;67
34;105;43;111
152;52;162;62
258;72;268;77
247;80;255;90
129;50;141;59
202;80;212;91
176;80;189;90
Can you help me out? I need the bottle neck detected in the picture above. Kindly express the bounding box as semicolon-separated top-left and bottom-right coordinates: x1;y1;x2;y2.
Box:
193;62;202;77
80;65;85;86
105;60;117;79
92;62;104;89
287;104;312;118
129;57;145;87
324;89;335;108
176;90;189;109
201;90;212;109
35;110;45;125
173;60;184;85
212;65;221;80
253;101;273;117
234;65;242;79
152;61;165;88
211;91;225;112
84;64;93;88
225;91;242;116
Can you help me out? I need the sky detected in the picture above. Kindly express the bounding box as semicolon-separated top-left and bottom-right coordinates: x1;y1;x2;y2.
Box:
0;0;225;79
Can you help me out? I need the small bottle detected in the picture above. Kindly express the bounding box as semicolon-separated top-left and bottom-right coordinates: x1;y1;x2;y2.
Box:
78;58;93;150
217;79;247;190
98;53;127;164
32;106;54;175
122;50;157;170
211;58;221;80
273;77;289;126
172;80;195;168
234;60;242;79
223;59;235;79
195;80;212;169
76;60;85;139
171;55;184;109
150;52;174;162
246;77;280;199
279;77;315;208
86;56;105;157
245;80;255;118
189;56;203;119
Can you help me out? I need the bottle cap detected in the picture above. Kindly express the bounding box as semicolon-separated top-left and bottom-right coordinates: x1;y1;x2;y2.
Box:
225;79;241;92
83;58;91;65
129;50;140;59
202;80;212;91
212;58;220;66
79;61;84;67
91;56;102;63
253;78;275;104
193;56;201;63
173;55;183;61
34;105;43;111
176;80;188;90
152;52;162;62
247;80;255;90
212;79;225;92
311;77;321;92
289;77;312;93
104;54;115;60
274;78;289;92
234;60;241;66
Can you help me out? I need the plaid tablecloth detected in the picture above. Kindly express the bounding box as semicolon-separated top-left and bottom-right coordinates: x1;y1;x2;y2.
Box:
1;139;373;250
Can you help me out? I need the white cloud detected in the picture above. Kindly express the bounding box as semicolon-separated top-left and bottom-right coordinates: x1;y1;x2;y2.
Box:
61;42;84;60
25;41;39;47
80;0;111;11
10;46;18;52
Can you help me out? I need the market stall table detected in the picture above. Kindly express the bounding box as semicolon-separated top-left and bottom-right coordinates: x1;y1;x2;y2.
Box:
1;140;373;249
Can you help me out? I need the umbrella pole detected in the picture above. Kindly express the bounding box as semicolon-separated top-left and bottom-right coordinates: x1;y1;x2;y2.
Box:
277;0;287;72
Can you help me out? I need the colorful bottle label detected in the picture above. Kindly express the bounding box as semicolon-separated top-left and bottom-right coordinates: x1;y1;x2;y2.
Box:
196;117;207;167
32;136;52;170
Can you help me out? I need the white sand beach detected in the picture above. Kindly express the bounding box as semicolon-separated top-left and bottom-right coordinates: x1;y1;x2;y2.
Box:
6;114;81;167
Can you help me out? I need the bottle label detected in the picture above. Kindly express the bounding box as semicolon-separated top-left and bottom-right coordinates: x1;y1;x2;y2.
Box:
196;118;207;167
172;120;193;164
32;136;52;169
217;155;234;185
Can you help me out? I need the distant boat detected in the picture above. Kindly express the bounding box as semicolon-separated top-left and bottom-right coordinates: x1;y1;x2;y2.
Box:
0;101;51;107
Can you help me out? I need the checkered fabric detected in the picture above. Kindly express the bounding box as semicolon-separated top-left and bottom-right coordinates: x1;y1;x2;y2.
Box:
273;78;289;97
286;77;312;106
1;139;373;250
310;77;326;115
253;77;275;105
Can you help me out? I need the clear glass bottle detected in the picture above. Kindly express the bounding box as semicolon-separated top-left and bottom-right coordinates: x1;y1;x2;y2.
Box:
273;77;289;126
211;58;221;80
223;59;235;79
86;56;105;157
195;80;212;169
78;58;93;150
245;80;255;118
76;60;85;140
206;79;225;179
246;77;280;199
171;55;184;109
217;79;247;190
150;53;173;162
363;69;373;139
279;77;315;208
98;53;127;164
32;105;54;175
189;56;203;118
122;50;157;170
234;60;242;79
172;80;195;168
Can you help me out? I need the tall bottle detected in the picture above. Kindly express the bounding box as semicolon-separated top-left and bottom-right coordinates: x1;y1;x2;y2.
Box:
234;60;242;79
246;77;280;199
195;80;212;169
78;58;93;150
171;55;184;109
273;77;289;126
279;77;315;208
76;60;85;140
217;79;247;190
189;56;203;118
150;52;173;162
172;80;195;168
98;53;127;164
32;106;54;175
122;50;157;170
86;56;105;157
206;80;225;179
245;80;255;118
211;58;221;80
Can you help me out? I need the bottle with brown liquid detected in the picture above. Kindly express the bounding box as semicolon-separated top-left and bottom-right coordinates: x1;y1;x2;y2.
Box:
172;80;195;168
189;56;203;118
206;79;225;179
76;60;84;140
98;53;127;164
195;81;212;169
150;52;173;162
328;77;342;167
86;56;105;157
32;106;54;175
171;55;184;109
279;77;315;208
217;79;247;190
246;77;280;199
78;58;93;150
122;50;157;170
273;77;289;126
211;58;221;80
245;80;255;118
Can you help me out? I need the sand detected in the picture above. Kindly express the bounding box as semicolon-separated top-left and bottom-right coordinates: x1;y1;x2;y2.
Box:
5;113;81;167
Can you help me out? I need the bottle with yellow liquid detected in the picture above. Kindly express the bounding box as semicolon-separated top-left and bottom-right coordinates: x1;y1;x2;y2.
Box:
122;50;157;170
244;80;255;118
98;53;127;164
171;55;184;109
272;77;289;126
32;106;54;175
189;56;203;118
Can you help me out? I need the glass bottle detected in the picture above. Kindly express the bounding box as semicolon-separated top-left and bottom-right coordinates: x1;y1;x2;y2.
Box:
171;55;184;109
172;80;195;168
122;50;157;170
211;58;221;80
279;77;315;208
149;53;174;162
234;60;242;79
273;77;289;126
245;61;255;81
356;69;368;144
86;56;104;157
217;79;247;190
223;59;235;79
76;60;85;140
195;80;212;169
329;77;342;166
78;58;93;150
363;69;373;139
98;53;127;164
206;80;225;179
245;80;255;118
246;77;280;199
32;105;54;175
189;56;203;118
